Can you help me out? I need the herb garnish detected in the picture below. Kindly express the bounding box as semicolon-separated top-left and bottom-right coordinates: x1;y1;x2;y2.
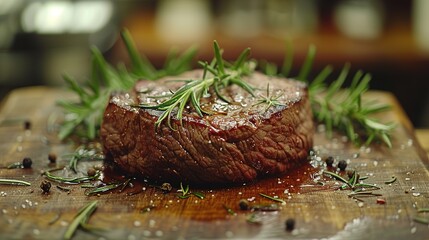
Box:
177;182;205;199
417;208;429;213
64;201;99;240
0;178;31;186
7;162;23;169
259;193;286;204
58;29;197;140
57;185;72;193
64;145;104;173
263;44;394;147
59;29;393;146
43;169;100;184
177;182;190;199
323;170;380;191
413;216;429;225
223;204;236;215
136;41;255;128
253;84;285;112
84;178;132;196
384;176;397;184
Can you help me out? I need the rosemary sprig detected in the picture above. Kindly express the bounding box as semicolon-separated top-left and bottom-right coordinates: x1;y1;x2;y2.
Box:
58;29;196;140
7;162;22;169
0;178;31;186
253;84;285;112
60;30;394;146
176;182;205;199
64;201;99;240
259;193;286;204
178;182;190;199
43;170;100;184
136;41;255;128
323;170;352;189
64;145;104;173
84;179;131;196
263;44;394;147
323;170;380;191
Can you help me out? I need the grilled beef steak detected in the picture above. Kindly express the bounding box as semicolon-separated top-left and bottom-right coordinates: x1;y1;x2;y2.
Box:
100;70;314;185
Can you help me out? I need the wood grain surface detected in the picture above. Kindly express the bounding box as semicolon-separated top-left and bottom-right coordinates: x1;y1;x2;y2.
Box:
0;87;428;240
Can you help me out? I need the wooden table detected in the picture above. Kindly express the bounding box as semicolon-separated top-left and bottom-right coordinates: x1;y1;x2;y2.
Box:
1;87;428;239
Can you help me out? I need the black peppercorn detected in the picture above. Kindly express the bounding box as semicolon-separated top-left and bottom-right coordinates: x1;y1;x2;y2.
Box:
338;160;348;171
325;156;334;167
40;180;51;194
48;153;57;163
24;120;31;130
160;182;172;193
87;167;97;177
238;199;249;210
22;157;32;168
285;218;295;231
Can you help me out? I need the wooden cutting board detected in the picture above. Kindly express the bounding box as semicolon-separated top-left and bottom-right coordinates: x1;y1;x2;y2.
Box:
1;87;428;240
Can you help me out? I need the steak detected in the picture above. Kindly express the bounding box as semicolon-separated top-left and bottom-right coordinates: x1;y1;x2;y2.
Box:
100;70;314;185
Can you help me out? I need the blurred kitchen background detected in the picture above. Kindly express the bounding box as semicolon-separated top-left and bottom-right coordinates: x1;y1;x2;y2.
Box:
0;0;429;128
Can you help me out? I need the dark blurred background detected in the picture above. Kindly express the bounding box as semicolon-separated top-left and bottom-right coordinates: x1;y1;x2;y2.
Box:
0;0;428;128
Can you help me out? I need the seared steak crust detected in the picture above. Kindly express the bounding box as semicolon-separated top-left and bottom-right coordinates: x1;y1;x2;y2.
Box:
100;70;313;184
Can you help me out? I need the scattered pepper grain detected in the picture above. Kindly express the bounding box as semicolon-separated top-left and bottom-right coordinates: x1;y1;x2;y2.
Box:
160;183;172;193
337;160;347;171
285;218;295;231
22;157;32;168
239;199;249;210
86;167;97;177
325;156;334;167
48;153;57;163
40;180;51;194
24;120;31;130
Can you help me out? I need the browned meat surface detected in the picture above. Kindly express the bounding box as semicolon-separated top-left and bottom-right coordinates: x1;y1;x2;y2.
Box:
100;70;314;185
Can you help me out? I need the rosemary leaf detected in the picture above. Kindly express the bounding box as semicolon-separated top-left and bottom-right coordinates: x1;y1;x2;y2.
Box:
223;205;236;215
192;192;205;199
297;44;316;81
7;162;22;169
417;208;429;213
413;216;429;225
64;201;98;240
0;178;31;186
259;193;286;204
323;170;352;189
384;176;397;184
85;179;131;196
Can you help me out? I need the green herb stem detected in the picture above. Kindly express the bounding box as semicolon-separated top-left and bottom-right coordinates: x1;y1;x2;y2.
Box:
384;176;397;184
64;201;98;240
85;179;131;196
0;178;31;186
417;208;429;213
43;170;100;184
323;170;352;189
259;193;286;204
223;205;236;215
136;41;255;128
413;216;429;225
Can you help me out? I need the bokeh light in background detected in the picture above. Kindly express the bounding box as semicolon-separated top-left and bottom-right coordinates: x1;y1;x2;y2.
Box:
0;0;428;127
21;1;113;34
